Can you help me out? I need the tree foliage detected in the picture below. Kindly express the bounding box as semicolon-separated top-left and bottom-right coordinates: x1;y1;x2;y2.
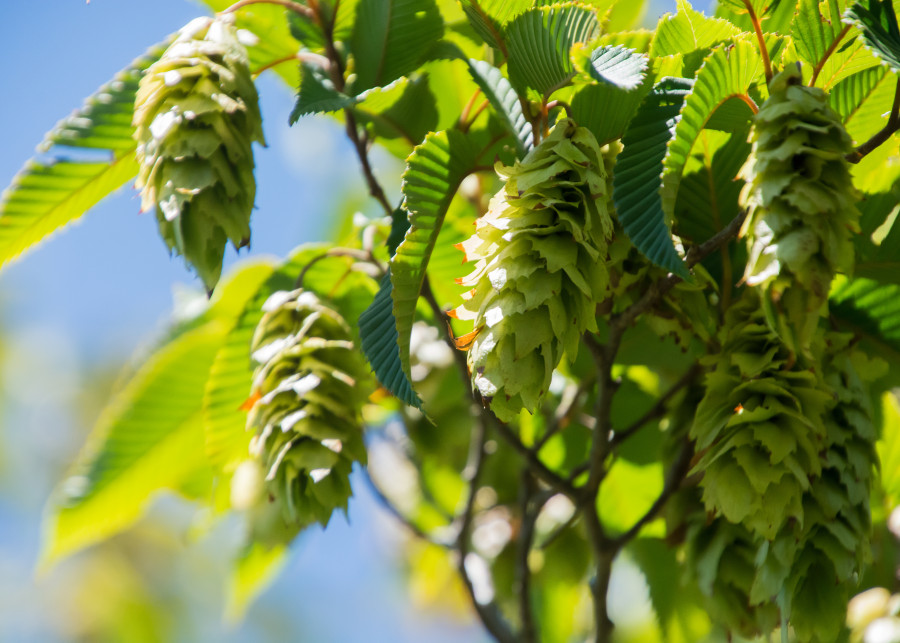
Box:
5;0;900;640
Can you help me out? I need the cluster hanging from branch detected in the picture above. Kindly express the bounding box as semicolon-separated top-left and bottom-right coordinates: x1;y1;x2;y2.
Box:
5;0;900;641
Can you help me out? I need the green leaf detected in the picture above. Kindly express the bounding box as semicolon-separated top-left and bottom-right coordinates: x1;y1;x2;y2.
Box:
506;3;600;96
569;79;652;145
41;325;222;567
661;39;763;218
649;0;740;58
830;65;897;143
352;74;440;145
349;0;444;93
358;271;423;408
598;459;664;536
612;77;693;276
40;260;277;567
574;44;648;90
830;276;900;357
225;542;290;623
289;62;357;122
466;59;534;157
0;40;166;271
791;0;879;88
878;392;900;508
845;0;900;72
673;129;750;281
794;0;848;68
390;129;500;391
458;0;533;51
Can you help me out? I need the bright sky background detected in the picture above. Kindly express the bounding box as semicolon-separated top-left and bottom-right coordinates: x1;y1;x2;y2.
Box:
0;0;690;640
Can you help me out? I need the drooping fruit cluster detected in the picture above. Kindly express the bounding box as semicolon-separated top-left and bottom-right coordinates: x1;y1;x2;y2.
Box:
686;292;879;641
133;15;265;292
452;119;614;421
691;292;832;540
236;288;368;543
741;65;859;355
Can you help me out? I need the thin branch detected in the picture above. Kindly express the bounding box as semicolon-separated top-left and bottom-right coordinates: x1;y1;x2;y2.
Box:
455;416;519;643
609;439;693;549
744;0;773;83
849;79;900;163
461;99;492;133
221;0;313;18
546;99;574;119
585;509;615;643
609;364;702;448
515;473;539;643
810;26;851;87
362;467;452;547
294;247;380;288
420;280;581;500
613;209;748;333
251;53;301;78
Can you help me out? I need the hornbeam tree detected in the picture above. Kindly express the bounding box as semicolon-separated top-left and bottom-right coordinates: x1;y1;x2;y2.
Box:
5;0;900;640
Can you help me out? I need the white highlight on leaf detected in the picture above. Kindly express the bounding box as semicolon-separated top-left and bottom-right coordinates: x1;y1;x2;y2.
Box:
163;70;183;87
309;468;331;483
291;373;321;395
463;553;495;604
484;306;504;328
473;373;498;397
262;290;295;312
471;332;496;364
236;28;259;46
488;267;507;290
158;195;181;222
280;409;308;432
149;108;181;140
321;439;343;453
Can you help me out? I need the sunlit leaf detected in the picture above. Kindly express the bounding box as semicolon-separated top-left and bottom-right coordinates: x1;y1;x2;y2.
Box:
458;0;532;51
349;0;444;93
661;39;763;217
466;59;534;157
289;62;357;122
390;129;502;392
0;40;166;272
506;3;600;96
574;44;648;90
650;0;740;58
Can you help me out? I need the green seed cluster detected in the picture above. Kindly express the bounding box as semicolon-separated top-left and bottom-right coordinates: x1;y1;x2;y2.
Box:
453;119;614;421
687;292;877;641
240;289;368;542
133;15;264;292
741;65;859;355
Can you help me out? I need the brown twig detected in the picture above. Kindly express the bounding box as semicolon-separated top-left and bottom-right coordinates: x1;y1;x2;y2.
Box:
743;0;773;83
515;473;540;643
420;280;581;500
609;439;693;549
609;364;702;448
810;25;851;87
362;467;453;547
221;0;313;18
849;79;900;163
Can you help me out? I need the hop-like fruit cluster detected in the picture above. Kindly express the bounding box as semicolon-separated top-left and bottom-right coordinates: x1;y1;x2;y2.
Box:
133;15;264;292
452;119;614;421
687;293;878;640
691;292;832;539
741;65;859;355
237;289;368;542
